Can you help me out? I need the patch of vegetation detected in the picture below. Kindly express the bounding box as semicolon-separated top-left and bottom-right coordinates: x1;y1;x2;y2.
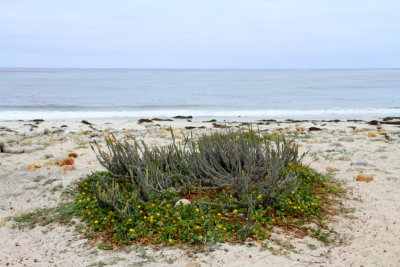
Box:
72;131;343;247
12;202;76;229
12;131;344;250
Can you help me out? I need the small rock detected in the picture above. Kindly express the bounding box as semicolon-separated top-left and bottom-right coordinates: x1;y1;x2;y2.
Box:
58;157;75;166
351;160;375;167
138;119;153;124
368;131;378;137
325;166;339;172
3;146;25;154
45;154;54;159
377;154;388;159
23;182;39;190
32;175;46;182
272;131;282;136
81;120;92;125
308;127;322;131
0;218;6;227
338;137;354;142
63;165;75;172
51;181;63;188
175;199;191;207
329;142;343;147
355;173;373;182
68;152;78;158
185;263;201;267
27;164;40;171
386;176;399;181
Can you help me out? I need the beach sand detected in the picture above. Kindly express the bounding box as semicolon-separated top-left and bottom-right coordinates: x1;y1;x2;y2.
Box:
0;119;399;266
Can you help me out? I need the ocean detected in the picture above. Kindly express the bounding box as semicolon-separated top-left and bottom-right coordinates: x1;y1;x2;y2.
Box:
0;68;399;121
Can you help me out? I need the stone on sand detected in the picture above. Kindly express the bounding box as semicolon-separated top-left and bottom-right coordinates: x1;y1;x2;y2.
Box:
368;131;378;137
23;182;39;190
355;173;373;182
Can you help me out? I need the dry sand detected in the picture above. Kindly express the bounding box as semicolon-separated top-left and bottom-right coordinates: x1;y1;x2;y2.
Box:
0;119;399;267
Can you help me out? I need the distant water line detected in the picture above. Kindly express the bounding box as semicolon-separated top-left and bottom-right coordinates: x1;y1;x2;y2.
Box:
0;68;399;121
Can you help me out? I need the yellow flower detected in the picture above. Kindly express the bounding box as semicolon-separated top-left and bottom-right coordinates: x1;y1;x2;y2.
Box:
103;217;107;220
144;216;147;219
224;227;227;231
129;228;135;232
128;218;132;222
151;203;156;207
168;239;173;243
257;194;262;199
94;220;98;224
217;213;222;216
233;209;238;213
199;236;203;240
195;225;200;230
291;191;295;194
195;208;200;212
156;213;160;216
139;210;143;214
166;204;170;208
87;198;91;201
218;225;222;229
82;192;86;195
137;205;141;209
78;200;82;203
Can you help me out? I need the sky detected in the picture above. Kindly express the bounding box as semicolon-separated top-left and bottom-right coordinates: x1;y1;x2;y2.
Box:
1;0;400;68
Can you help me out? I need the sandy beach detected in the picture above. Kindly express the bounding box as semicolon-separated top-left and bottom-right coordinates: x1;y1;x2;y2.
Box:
1;118;399;267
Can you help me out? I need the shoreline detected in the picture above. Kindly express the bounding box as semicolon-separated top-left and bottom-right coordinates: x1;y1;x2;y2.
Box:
0;107;399;122
1;119;399;266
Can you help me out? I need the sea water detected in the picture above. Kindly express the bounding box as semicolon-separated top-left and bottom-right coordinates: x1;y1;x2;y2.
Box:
0;68;399;121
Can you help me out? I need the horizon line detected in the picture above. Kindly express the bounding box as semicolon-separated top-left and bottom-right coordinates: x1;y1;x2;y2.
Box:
1;67;400;71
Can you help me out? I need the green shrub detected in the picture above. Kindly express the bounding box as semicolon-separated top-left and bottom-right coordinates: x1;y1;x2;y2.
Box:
70;131;342;247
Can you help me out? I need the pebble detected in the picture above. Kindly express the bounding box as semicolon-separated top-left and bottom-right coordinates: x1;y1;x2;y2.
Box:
326;166;340;172
51;181;63;188
0;218;5;227
355;173;373;182
27;164;40;171
351;160;375;167
338;137;354;142
23;182;39;190
175;199;191;207
58;157;75;166
68;152;78;158
329;142;343;147
377;154;388;159
45;154;54;159
185;263;201;267
386;176;400;181
368;131;378;137
2;146;25;154
32;175;46;182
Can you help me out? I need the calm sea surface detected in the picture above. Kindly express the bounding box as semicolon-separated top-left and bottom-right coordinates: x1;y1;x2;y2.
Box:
0;69;399;121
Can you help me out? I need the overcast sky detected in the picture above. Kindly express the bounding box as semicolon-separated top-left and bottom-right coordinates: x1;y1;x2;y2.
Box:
1;0;399;68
